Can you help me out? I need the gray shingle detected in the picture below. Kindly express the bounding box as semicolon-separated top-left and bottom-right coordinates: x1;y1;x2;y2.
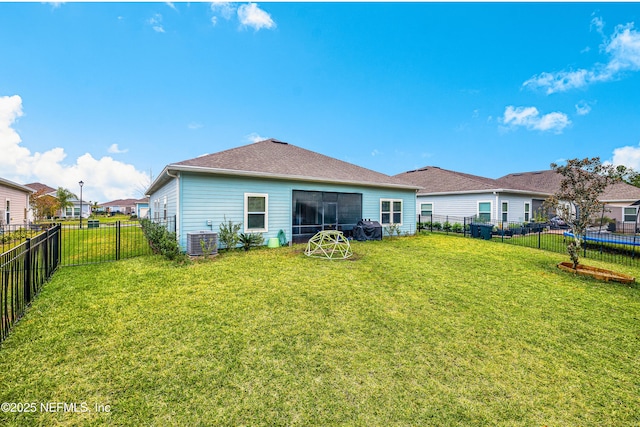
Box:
171;138;418;189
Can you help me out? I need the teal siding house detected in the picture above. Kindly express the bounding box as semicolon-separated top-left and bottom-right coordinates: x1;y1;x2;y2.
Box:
146;139;420;250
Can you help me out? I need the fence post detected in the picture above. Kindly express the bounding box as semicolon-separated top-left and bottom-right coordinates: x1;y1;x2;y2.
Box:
23;238;32;304
44;228;49;277
116;221;121;261
538;228;541;249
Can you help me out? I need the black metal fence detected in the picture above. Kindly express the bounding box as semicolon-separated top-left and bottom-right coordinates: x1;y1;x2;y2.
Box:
417;214;470;237
418;214;640;267
1;225;61;342
59;220;153;266
0;223;54;254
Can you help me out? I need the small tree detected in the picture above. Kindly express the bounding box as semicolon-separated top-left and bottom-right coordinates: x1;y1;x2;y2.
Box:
56;187;77;218
543;157;621;268
218;216;242;250
29;189;57;221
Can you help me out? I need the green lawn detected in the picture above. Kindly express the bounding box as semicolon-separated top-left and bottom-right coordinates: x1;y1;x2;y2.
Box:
0;234;638;426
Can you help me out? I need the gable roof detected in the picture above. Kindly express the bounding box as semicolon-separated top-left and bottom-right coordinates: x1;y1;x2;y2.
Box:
25;182;57;195
497;170;640;202
100;198;148;208
0;177;34;194
148;139;420;193
394;166;548;196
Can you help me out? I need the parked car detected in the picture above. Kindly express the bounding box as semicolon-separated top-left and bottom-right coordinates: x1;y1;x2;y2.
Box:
549;216;567;228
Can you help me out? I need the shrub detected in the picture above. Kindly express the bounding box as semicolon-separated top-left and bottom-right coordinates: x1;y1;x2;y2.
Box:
451;223;463;233
443;221;452;232
238;232;264;251
140;218;184;261
218;217;241;250
384;224;401;237
432;222;442;231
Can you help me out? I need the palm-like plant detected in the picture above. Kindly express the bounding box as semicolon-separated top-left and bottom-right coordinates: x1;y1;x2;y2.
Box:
56;187;78;218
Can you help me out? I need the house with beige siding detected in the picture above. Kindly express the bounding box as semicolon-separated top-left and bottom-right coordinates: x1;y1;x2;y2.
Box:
146;139;420;249
0;177;34;227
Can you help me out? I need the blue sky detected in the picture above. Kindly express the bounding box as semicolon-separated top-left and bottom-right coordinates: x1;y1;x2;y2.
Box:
1;2;640;203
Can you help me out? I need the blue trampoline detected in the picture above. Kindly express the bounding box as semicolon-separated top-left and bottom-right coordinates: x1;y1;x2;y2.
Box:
563;231;640;247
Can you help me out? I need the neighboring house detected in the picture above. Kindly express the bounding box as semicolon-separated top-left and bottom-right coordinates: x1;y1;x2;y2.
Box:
0;177;34;226
395;166;549;224
497;170;640;228
25;182;91;219
395;166;640;228
135;198;150;218
146;138;420;249
100;199;139;216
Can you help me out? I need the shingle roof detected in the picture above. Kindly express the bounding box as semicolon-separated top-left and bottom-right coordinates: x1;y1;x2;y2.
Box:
100;198;142;207
162;139;419;190
497;170;640;202
25;182;57;195
395;166;513;195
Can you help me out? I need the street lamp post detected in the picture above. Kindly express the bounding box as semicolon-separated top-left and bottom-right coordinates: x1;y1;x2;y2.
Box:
79;180;84;229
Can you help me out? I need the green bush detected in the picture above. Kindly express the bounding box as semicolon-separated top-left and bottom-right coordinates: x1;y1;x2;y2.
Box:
384;224;401;237
451;223;463;233
218;217;242;250
139;219;184;261
238;232;264;251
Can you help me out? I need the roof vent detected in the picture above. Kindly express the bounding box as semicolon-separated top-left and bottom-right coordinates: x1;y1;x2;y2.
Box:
270;139;288;145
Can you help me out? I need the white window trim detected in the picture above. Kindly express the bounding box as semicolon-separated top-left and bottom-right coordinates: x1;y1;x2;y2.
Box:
623;206;638;222
501;201;509;223
420;202;434;218
524;202;531;222
477;200;492;222
380;198;403;226
244;193;268;233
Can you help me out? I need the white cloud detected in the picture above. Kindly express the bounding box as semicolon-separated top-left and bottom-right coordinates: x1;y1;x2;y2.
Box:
591;15;605;35
501;105;571;134
148;14;165;33
237;3;275;31
371;149;380;156
246;132;267;143
108;143;129;154
187;122;203;130
575;100;592;116
210;2;235;25
610;142;640;170
523;20;640;94
209;3;275;31
0;95;150;203
166;2;177;11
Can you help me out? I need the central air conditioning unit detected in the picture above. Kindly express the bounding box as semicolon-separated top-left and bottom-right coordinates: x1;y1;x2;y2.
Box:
186;231;218;256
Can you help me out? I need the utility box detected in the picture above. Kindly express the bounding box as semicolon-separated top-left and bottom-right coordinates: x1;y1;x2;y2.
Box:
186;231;218;256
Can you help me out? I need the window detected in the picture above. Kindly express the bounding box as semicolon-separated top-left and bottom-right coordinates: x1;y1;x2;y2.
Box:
524;202;531;222
163;196;167;220
420;202;433;218
501;202;509;222
624;207;637;222
245;193;268;232
381;199;403;225
5;200;9;224
478;202;491;222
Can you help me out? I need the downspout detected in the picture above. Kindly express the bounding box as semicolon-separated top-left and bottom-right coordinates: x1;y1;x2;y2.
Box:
166;170;180;243
494;191;499;224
